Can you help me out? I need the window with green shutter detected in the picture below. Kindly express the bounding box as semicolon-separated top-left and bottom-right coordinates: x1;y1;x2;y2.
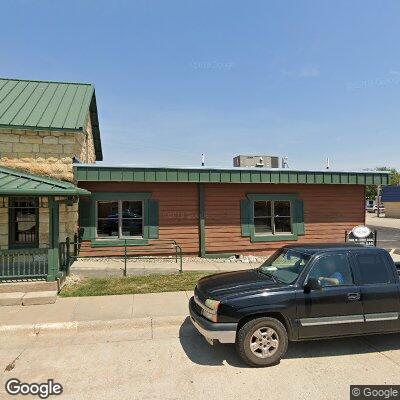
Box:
78;193;159;246
240;194;305;242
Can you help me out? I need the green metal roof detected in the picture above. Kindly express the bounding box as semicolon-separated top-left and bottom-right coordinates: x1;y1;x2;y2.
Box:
0;166;90;196
0;78;102;161
75;165;390;186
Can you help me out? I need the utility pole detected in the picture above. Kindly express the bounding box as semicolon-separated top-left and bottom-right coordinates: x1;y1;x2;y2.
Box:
376;185;381;218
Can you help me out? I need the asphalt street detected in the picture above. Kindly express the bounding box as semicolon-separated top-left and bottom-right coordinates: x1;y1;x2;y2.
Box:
369;225;400;249
1;319;400;400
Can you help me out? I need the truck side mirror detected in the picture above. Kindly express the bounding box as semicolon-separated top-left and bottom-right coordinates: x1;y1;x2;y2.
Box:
304;277;322;293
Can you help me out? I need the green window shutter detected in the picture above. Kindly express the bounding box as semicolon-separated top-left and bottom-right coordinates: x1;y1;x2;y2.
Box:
240;199;251;237
293;199;305;236
147;199;159;239
79;197;95;240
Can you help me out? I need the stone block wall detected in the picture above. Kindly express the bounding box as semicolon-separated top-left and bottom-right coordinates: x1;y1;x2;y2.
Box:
77;114;97;164
0;112;95;251
38;197;49;248
38;198;79;247
59;201;79;244
0;113;96;183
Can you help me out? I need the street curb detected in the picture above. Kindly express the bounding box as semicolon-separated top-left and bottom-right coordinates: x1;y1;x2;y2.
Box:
0;315;189;337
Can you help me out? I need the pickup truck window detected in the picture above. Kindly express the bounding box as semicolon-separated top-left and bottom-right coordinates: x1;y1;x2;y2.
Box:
259;249;310;284
356;254;391;285
307;254;354;287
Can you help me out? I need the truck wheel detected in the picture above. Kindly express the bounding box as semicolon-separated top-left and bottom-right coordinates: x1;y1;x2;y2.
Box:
236;317;288;367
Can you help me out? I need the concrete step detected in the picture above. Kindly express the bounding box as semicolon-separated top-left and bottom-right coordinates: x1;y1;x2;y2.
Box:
0;292;25;306
22;291;58;306
0;280;59;293
0;290;58;306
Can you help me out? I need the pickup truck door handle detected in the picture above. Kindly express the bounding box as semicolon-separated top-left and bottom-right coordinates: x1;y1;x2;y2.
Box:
347;292;361;301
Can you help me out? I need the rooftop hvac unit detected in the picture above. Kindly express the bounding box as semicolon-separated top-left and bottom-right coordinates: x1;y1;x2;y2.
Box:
233;155;280;168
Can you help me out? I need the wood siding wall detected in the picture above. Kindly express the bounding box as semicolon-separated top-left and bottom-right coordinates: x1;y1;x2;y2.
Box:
77;182;365;257
204;183;365;256
78;182;200;256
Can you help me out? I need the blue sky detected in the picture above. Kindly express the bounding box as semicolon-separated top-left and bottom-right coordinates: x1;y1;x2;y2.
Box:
2;0;400;170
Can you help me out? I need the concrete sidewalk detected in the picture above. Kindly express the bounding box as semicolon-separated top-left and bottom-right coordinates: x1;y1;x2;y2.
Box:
0;290;193;334
71;258;259;277
366;213;400;229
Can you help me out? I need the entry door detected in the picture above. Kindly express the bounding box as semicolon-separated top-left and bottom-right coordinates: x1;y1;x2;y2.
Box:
296;253;364;339
9;197;39;249
352;251;400;334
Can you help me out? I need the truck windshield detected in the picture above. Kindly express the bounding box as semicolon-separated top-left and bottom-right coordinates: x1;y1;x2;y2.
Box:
259;249;311;284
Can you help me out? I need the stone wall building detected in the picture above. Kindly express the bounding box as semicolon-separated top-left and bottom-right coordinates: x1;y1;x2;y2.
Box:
0;78;102;253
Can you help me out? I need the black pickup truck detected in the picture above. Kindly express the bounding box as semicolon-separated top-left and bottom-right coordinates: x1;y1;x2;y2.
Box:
189;244;400;367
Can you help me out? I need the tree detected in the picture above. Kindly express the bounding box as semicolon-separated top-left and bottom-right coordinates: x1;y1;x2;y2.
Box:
365;167;400;200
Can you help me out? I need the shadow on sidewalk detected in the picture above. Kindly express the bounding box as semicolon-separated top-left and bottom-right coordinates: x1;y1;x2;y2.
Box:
179;317;400;367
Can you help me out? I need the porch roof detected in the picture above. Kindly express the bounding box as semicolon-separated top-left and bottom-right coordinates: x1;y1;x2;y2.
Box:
0;166;90;196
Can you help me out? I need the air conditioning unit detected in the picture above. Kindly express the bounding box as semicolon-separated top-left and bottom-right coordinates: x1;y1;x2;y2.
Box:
233;155;280;168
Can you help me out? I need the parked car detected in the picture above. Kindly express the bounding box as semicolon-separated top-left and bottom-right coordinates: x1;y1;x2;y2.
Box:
189;244;400;367
365;199;385;214
365;199;375;213
373;203;385;213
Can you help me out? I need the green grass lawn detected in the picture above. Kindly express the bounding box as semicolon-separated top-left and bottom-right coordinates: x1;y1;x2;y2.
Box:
60;272;212;297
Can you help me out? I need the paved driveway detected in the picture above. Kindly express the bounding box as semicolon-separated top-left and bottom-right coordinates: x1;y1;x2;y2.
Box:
366;213;400;249
1;319;400;400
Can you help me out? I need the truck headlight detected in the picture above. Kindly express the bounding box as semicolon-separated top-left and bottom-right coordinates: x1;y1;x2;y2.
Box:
203;299;220;322
205;299;220;312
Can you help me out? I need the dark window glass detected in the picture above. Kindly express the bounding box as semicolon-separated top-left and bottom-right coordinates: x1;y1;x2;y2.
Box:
274;201;292;233
122;201;142;218
122;219;142;236
356;254;391;285
253;200;292;235
254;217;273;234
97;200;143;238
308;254;354;287
274;201;290;217
121;201;143;237
254;201;271;217
97;201;119;237
9;197;38;247
275;217;291;233
254;201;272;234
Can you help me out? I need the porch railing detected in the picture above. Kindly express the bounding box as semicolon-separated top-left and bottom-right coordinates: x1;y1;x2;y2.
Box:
59;234;80;275
0;248;49;280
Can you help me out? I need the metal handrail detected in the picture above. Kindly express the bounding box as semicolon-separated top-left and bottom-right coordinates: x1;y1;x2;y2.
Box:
121;239;183;276
77;238;183;276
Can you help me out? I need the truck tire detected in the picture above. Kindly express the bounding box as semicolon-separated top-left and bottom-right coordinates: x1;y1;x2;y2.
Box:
236;317;288;367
